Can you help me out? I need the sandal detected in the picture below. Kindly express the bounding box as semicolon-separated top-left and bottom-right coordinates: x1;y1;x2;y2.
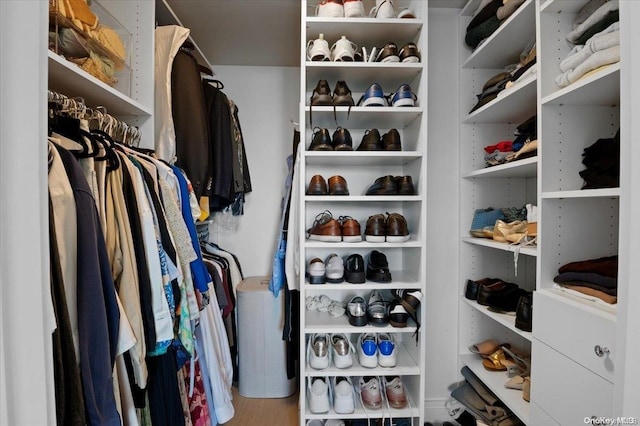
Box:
481;348;510;371
468;339;500;358
504;375;524;390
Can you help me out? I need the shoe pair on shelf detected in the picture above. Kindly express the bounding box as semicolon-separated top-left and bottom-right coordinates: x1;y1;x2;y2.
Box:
358;332;397;368
359;375;408;410
307;174;349;195
315;0;365;18
309;127;353;151
466;277;531;314
370;41;420;63
357;128;401;151
347;289;422;327
308;375;356;414
306;294;346;317
366;175;416;195
311;79;354;107
365;212;410;243
307;250;389;284
307;34;360;62
308;332;355;370
307;210;362;242
357;83;417;107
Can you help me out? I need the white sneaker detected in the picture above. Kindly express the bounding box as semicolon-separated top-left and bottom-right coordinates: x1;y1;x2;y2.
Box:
330;36;358;62
332;376;355;414
359;376;383;409
331;333;354;368
308;333;331;369
307;34;331;62
325;253;345;283
383;376;408;408
358;333;378;368
316;0;344;17
308;377;331;413
370;0;395;18
377;333;397;367
343;0;364;17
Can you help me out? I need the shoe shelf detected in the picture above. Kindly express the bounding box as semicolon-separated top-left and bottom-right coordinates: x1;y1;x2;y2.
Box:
304;271;420;291
305;195;421;202
462;75;537;124
305;240;422;249
306;106;422;128
459;354;530;424
305;392;420;421
306;62;423;91
461;237;538;257
305;309;418;334
462;0;535;69
461;297;532;342
305;18;423;47
462;157;538;179
305;151;423;166
541;188;620;200
541;63;620;106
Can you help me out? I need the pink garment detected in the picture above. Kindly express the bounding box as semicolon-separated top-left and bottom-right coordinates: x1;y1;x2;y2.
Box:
183;359;212;426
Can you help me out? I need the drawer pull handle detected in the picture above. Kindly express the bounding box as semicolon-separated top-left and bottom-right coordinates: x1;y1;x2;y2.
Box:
594;345;610;357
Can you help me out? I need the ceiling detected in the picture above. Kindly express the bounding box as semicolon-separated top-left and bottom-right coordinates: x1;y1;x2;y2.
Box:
162;0;467;68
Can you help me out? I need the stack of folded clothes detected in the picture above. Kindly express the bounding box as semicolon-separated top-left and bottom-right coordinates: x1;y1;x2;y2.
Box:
556;0;620;88
465;0;526;50
580;128;620;189
483;116;537;167
554;255;618;304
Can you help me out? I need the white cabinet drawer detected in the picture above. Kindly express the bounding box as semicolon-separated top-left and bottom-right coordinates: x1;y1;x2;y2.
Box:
532;339;613;425
533;290;615;381
530;402;560;426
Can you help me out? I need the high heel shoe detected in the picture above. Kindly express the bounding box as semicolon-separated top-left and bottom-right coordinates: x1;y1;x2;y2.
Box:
501;345;531;377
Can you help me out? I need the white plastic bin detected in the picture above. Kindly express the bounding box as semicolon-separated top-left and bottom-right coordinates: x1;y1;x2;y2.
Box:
236;276;296;398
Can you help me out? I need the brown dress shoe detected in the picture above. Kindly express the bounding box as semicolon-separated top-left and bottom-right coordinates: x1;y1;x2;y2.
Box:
309;128;333;151
307;175;327;195
357;129;382;151
395;176;416;195
365;214;386;242
310;79;333;106
333;81;355;106
328;175;349;195
307;211;342;242
382;129;402;151
332;127;353;151
366;175;398;195
339;216;362;242
386;213;410;242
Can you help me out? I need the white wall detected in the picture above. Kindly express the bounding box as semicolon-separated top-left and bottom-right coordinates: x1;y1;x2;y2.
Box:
206;65;300;279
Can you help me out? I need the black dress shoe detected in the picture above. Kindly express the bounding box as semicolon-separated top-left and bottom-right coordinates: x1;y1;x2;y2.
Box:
309;127;332;151
382;128;402;150
395;175;416;195
332;127;353;151
477;280;515;306
366;175;398;195
356;129;382;151
465;277;499;301
333;80;354;106
366;250;392;282
486;286;528;313
515;292;533;332
344;254;365;283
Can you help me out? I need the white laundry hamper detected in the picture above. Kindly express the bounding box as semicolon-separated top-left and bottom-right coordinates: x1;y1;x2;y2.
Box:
236;276;296;398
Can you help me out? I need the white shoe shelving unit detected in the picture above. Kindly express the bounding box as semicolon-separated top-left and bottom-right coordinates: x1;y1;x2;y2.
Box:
299;1;428;424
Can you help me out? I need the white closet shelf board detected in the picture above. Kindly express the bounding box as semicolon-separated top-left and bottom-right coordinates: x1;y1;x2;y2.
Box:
461;297;532;341
48;52;152;116
305;309;419;334
463;76;536;124
305;151;422;166
541;188;620;199
305;240;422;249
462;237;538;257
541;0;592;14
462;0;535;69
541;63;620;106
305;195;422;202
305;18;423;47
155;0;214;72
305;392;420;420
305;271;420;291
306;106;422;128
463;157;537;178
459;354;531;424
306;62;423;91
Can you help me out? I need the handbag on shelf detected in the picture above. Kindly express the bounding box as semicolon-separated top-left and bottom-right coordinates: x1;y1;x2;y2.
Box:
469;207;505;239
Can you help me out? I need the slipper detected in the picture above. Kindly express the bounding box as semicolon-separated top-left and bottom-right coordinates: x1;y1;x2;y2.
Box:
468;339;500;357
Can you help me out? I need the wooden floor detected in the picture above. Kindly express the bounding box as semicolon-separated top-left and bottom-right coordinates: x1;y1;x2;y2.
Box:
221;386;299;426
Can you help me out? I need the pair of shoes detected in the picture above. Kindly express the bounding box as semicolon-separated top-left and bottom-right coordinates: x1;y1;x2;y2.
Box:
308;127;354;151
307;253;345;283
365;212;410;242
307;34;360;62
374;41;421;63
307;210;362;242
366;250;392;282
359;376;408;410
476;279;516;306
358;332;397;367
305;295;346;317
307;333;355;369
357;83;417;107
307;175;349;195
366;175;416;195
465;277;500;301
486;285;529;313
307;376;356;414
316;0;365;18
357;128;401;151
311;80;354;107
347;289;393;326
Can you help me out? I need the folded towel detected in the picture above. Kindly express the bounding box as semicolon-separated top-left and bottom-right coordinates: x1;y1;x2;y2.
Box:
556;44;619;88
566;0;618;44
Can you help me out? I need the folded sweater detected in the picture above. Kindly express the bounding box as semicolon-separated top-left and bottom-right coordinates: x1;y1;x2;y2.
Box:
566;0;618;44
559;23;619;72
573;0;611;30
556;44;619;88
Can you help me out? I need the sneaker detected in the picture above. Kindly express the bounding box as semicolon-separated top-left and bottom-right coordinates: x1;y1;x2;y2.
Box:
370;0;395;18
395;289;422;314
399;42;420;63
308;258;326;284
343;0;364;17
331;36;358;62
367;290;389;326
365;214;387;243
358;333;378;368
332;81;355;106
307;210;342;242
382;128;401;151
308;377;331;413
357;128;383;151
377;333;397;367
344;254;366;284
332;126;353;150
388;84;417;107
375;42;399;63
388;300;409;328
347;296;368;326
310;79;333;106
325;253;345;283
385;212;410;243
308;127;333;151
307;34;331;61
331;333;354;368
366;250;392;282
359;376;383;409
332;376;355;414
316;0;344;17
358;83;386;107
384;376;408;408
308;333;331;369
339;216;362;242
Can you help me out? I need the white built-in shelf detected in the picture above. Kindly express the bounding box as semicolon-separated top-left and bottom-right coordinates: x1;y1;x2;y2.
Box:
305;271;419;291
541;188;620;199
305;151;422;166
305;391;420;420
305;342;421;377
461;297;532;341
463;157;537;179
541;0;591;14
305;239;422;249
305;195;421;202
306;62;423;91
463;76;537;124
459;354;530;424
307;106;422;128
48;51;152;116
463;0;535;69
305;18;423;47
539;288;617;319
462;237;538;257
305;309;418;334
541;63;620;106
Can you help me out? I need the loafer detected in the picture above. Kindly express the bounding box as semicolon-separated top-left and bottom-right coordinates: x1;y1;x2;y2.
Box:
328;175;349;195
477;280;516;306
399;42;420;63
357;128;383;151
388;300;408;327
366;175;398;195
486;286;528;313
515;293;533;332
465;277;499;301
366;290;388;326
382;128;402;151
333;80;355;106
344;254;365;283
307;210;342;242
332;127;353;151
325;253;344;283
365;214;386;242
347;296;368;326
308;258;326;284
307;174;327;195
395;175;416;195
309;127;333;151
385;212;409;242
310;79;333;106
366;250;392;282
339;216;362;242
376;41;399;62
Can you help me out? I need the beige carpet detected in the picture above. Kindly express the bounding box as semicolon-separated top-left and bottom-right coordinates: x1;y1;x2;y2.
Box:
221;386;299;426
